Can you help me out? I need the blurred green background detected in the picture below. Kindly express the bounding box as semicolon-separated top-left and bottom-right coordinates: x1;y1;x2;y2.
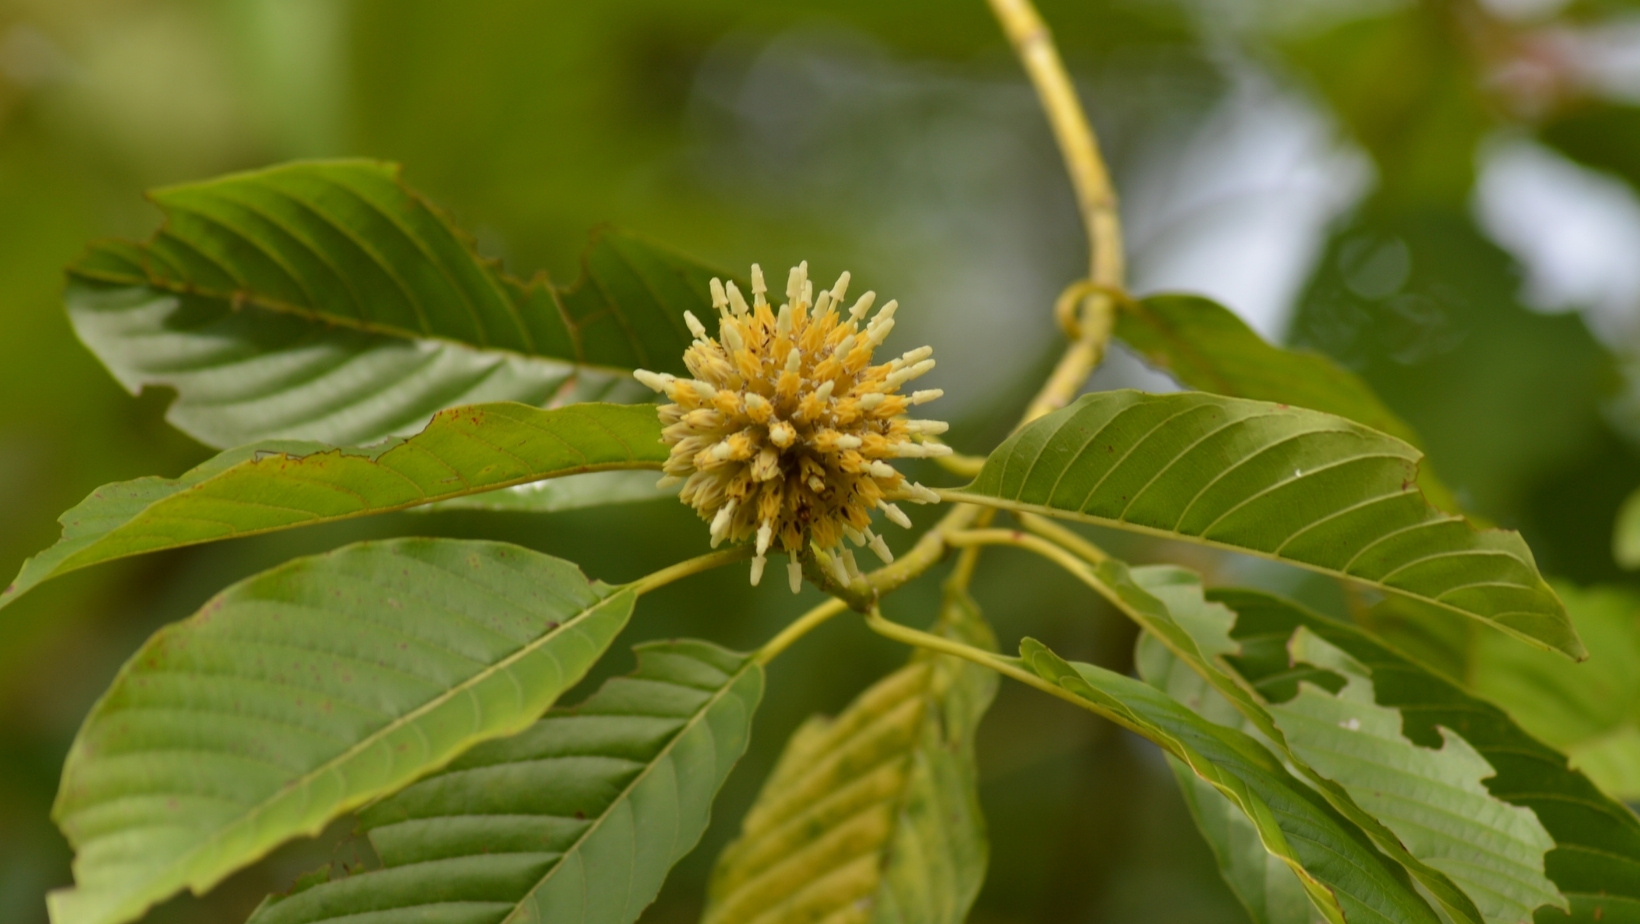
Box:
6;0;1640;920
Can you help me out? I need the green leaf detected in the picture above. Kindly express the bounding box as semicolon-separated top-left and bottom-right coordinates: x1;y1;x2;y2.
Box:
953;389;1581;659
48;538;636;924
1109;563;1484;924
1540;105;1640;193
414;469;674;514
1467;583;1640;801
1161;753;1320;924
246;639;763;924
66;159;722;448
1017;637;1442;924
1211;589;1640;924
1;402;665;613
1613;485;1640;570
704;588;997;924
1273;629;1563;923
1113;294;1460;513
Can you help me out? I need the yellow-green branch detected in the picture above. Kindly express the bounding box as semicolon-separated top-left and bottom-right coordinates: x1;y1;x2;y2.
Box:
630;546;752;596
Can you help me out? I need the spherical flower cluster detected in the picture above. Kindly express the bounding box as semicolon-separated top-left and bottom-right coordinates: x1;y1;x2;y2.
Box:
634;262;949;591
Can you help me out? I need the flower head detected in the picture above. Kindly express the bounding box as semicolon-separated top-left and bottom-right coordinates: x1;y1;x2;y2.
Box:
634;262;948;590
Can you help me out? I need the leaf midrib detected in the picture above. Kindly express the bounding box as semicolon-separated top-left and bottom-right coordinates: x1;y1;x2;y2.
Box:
55;458;662;578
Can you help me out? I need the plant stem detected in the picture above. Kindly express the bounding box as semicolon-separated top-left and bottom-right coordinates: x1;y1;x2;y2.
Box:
629;546;752;595
755;597;850;665
935;451;988;479
986;0;1123;288
838;0;1129;604
863;607;1134;726
946;526;1134;617
947;527;1093;575
987;0;1122;420
1018;511;1108;564
862;503;985;599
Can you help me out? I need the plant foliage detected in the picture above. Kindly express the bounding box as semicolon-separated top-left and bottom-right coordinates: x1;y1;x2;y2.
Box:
18;4;1640;922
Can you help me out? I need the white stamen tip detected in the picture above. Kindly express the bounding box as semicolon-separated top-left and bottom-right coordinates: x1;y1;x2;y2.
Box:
858;393;885;410
722;323;745;351
655;475;682;490
776;304;793;335
901;346;933;364
750;555;767;586
848;292;876;321
801;279;813;307
691;381;718;400
905;482;941;504
828;550;851;586
633;369;672;392
880;501;912;529
831;271;851;304
843;525;866;545
745;393;770;413
905;419;950;435
788;557;803;594
892;442;953;459
814;380;835;401
710;278;728;309
727;282;750;316
865;318;896;346
711;441;734;461
710;502;735;541
835;334;857;358
842;549;861;580
684;311;708;340
868;531;894;564
756;521;774;556
835;435;862;450
770;421;796;447
910;389;943;405
886;359;935;389
751;264;766;295
785;349;802;374
868;460;897;478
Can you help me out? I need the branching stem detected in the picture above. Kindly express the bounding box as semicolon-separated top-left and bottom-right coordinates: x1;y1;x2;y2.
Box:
863;607;1133;726
945;527;1146;626
1017;512;1109;564
806;0;1130;605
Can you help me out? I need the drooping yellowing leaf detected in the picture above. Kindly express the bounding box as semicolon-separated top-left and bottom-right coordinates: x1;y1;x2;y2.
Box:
703;589;996;924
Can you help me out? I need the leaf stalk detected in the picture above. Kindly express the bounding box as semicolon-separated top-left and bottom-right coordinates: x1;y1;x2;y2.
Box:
755;597;850;665
630;546;753;595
